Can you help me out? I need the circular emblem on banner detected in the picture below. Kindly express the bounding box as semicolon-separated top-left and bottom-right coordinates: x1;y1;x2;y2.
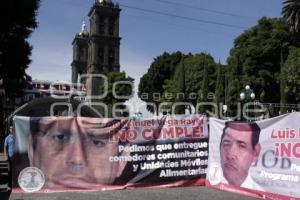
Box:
208;162;222;185
18;167;45;192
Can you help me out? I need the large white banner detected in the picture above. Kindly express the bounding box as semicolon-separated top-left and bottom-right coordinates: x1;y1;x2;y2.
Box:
13;115;208;193
207;113;300;199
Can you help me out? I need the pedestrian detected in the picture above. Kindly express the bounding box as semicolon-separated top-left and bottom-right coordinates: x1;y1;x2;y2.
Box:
4;126;14;190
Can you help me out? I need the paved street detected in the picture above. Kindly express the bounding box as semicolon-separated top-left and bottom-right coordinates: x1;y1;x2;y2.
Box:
6;187;256;200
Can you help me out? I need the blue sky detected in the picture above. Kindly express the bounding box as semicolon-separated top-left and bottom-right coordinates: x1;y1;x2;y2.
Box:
27;0;283;84
26;0;283;116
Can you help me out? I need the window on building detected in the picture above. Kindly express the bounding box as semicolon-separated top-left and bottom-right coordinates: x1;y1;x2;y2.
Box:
79;48;86;61
99;16;105;35
23;94;35;102
44;84;50;90
108;17;115;36
88;46;92;63
108;49;114;65
98;47;104;63
89;16;94;34
73;45;77;59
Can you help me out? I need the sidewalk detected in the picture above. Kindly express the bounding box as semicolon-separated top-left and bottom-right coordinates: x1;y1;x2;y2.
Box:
0;153;9;191
0;152;11;200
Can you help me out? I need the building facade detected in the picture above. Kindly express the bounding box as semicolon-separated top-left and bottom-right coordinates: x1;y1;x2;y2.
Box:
23;80;86;103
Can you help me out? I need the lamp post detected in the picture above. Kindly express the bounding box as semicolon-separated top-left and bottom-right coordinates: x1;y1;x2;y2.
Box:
240;85;255;121
223;72;228;117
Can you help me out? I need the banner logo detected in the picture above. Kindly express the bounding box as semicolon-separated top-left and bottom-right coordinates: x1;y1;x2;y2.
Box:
208;163;222;185
18;167;45;192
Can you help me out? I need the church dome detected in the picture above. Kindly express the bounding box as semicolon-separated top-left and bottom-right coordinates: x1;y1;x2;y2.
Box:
98;0;113;4
78;20;89;37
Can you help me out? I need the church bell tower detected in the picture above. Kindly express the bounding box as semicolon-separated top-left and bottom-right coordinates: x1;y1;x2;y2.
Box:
88;0;121;74
71;0;121;102
71;21;89;83
85;0;121;99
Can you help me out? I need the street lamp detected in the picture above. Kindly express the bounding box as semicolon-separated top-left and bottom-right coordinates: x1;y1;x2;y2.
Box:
240;85;255;101
222;104;228;114
240;85;255;121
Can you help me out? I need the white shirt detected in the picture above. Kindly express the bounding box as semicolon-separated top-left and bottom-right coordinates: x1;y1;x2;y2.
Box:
240;174;264;191
221;174;264;191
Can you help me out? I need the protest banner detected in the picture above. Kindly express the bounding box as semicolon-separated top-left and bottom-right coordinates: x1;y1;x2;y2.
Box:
13;115;208;193
207;113;300;200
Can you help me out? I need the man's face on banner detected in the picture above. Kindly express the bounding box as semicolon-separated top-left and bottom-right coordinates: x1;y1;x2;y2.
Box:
220;125;260;186
28;117;124;189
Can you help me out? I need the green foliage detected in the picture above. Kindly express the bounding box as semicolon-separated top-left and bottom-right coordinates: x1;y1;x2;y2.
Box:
226;17;295;114
0;0;40;97
173;60;186;114
138;51;183;114
140;52;217;115
282;0;300;33
214;63;227;112
280;50;287;114
101;71;134;105
199;56;209;102
282;47;300;103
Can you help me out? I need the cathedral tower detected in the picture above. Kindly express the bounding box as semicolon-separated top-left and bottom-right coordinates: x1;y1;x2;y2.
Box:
72;0;121;102
71;21;89;83
87;0;121;74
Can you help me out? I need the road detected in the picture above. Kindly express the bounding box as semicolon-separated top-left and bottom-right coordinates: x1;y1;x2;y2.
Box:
2;186;257;200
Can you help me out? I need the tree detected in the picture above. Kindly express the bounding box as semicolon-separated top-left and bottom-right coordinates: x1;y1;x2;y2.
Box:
97;71;134;117
214;62;226;115
280;49;287;114
227;17;295;113
197;55;209;110
172;60;186;114
0;1;40;135
161;53;217;115
101;71;134;105
282;0;300;33
227;56;243;116
282;47;300;104
138;52;183;115
0;0;40;97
